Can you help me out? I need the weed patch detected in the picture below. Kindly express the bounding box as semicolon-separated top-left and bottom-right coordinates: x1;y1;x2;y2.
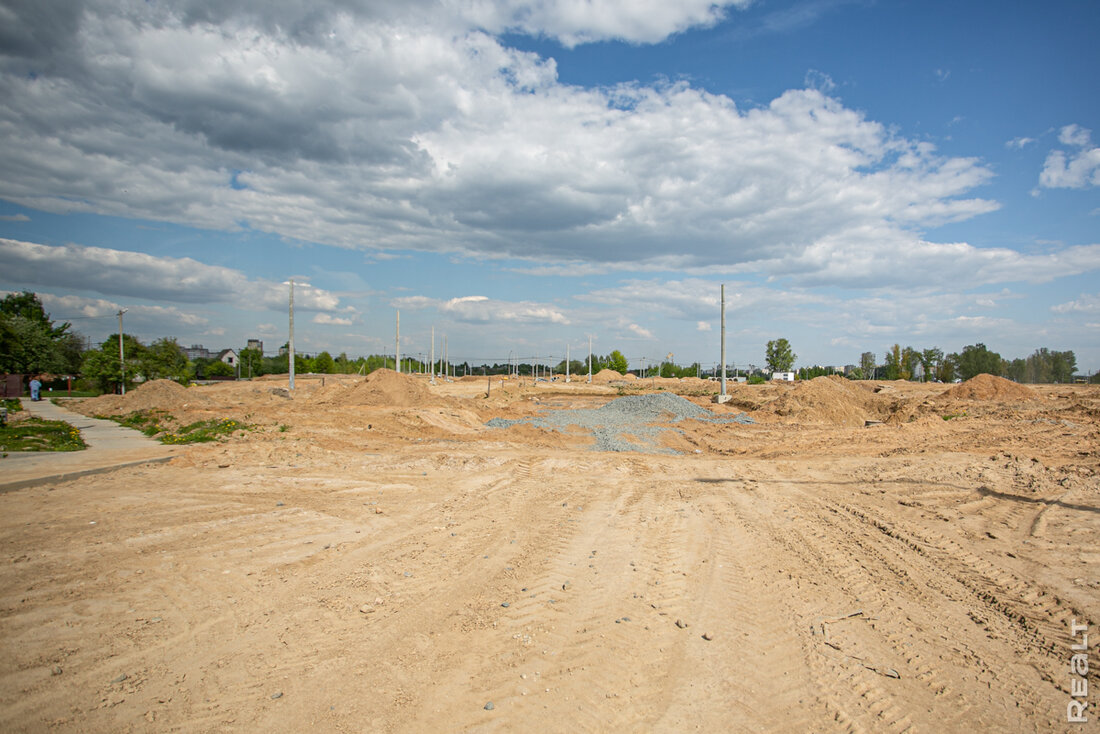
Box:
99;410;253;444
0;417;86;452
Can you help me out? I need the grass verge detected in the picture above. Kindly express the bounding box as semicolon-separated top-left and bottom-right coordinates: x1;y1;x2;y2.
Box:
0;417;86;452
100;409;252;444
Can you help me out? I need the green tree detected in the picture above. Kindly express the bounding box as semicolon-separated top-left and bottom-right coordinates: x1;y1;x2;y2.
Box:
883;344;902;380
952;343;1002;381
607;350;628;374
140;337;189;381
81;334;145;392
921;348;944;382
204;359;235;377
313;351;336;374
765;338;796;373
860;351;876;379
238;347;264;377
0;291;81;374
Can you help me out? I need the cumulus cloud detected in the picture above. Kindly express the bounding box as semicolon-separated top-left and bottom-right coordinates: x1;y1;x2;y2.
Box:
34;292;210;328
1052;293;1100;314
392;294;569;324
696;321;712;331
1006;137;1034;149
312;313;355;326
626;323;654;339
0;1;1005;281
0;238;350;313
1039;125;1100;189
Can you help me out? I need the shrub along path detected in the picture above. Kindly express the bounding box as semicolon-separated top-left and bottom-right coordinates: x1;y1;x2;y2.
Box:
0;399;178;492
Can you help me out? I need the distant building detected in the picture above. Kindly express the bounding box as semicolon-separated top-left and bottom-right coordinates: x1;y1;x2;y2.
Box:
185;344;211;361
246;338;264;354
772;372;795;382
216;349;238;367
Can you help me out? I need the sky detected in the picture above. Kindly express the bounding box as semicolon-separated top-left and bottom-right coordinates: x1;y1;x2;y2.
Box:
1;0;1098;374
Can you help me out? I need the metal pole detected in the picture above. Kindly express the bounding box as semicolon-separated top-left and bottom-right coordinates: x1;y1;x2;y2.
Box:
720;283;727;397
444;335;448;379
117;309;126;395
289;279;296;390
588;335;592;383
396;310;401;373
566;344;570;382
430;326;435;384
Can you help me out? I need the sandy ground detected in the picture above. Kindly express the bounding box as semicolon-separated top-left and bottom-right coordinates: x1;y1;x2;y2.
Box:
0;373;1097;732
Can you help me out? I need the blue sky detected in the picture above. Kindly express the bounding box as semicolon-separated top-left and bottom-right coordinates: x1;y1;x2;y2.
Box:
1;0;1098;373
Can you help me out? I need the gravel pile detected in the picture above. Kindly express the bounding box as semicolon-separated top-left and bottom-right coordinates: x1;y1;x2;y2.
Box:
487;392;753;454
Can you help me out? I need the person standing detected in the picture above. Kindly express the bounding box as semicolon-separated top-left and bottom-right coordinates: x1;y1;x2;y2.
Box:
29;376;41;401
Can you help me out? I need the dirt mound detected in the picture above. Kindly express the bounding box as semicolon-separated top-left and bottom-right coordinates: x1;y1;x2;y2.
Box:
943;374;1038;401
327;368;437;408
591;369;624;383
760;375;884;427
76;379;208;416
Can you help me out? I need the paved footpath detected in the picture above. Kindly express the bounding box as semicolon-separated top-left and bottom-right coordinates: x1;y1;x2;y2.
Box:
0;399;179;492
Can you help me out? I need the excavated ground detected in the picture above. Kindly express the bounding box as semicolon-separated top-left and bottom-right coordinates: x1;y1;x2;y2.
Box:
0;373;1096;732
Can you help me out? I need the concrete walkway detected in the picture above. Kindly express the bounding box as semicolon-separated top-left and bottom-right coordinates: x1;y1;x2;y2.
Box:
0;399;179;492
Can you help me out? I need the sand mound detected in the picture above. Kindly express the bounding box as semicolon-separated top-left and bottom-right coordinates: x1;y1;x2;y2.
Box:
77;379;209;415
328;368;437;408
943;374;1038;401
760;375;883;427
591;369;624;383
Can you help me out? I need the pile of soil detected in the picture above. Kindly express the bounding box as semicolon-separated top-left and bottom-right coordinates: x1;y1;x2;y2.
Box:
76;379;209;415
759;375;886;427
326;368;437;408
943;374;1038;401
591;369;624;383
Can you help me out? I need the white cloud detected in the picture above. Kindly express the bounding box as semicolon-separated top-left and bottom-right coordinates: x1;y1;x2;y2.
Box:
626;323;654;339
0;238;349;313
1052;293;1100;314
392;294;569;324
1039;125;1100;188
312;313;355;326
1059;124;1092;147
1006;136;1034;149
34;293;209;330
0;213;29;221
696;321;712;331
0;3;1004;279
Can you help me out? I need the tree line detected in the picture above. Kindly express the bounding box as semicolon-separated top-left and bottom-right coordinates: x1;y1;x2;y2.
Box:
1;293;1091;393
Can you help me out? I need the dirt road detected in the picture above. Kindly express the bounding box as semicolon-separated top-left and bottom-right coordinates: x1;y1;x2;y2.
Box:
0;375;1095;732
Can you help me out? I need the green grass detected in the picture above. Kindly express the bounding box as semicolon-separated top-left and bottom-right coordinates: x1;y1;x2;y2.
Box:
99;409;252;444
0;417;86;452
942;412;967;421
2;398;21;414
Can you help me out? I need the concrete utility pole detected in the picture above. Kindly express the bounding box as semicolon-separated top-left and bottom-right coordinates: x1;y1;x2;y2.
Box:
395;310;401;373
117;309;127;395
716;283;730;404
430;326;435;384
443;335;448;379
588;335;592;383
288;279;296;391
566;344;570;382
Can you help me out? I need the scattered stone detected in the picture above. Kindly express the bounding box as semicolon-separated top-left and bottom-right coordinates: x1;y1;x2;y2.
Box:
111;673;128;684
271;691;283;700
359;605;375;614
51;666;62;676
675;619;688;629
276;502;284;507
483;701;495;711
501;602;510;608
702;632;714;641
